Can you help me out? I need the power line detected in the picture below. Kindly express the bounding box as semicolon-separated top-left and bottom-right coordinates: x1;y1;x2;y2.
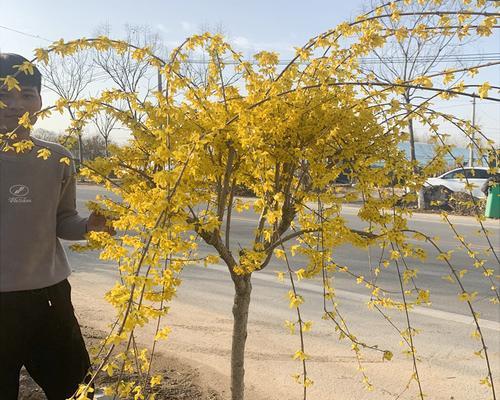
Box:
183;54;500;65
2;24;498;65
0;25;52;42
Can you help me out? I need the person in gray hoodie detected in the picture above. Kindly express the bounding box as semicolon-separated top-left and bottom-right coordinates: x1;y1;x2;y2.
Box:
0;53;113;400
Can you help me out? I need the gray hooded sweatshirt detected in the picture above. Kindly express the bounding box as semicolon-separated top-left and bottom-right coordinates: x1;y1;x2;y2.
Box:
0;137;88;292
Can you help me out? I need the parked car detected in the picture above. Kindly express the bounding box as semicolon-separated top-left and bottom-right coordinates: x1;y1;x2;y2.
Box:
424;166;493;199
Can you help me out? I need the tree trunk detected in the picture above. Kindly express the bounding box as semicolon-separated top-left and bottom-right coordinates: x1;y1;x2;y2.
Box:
407;107;425;210
78;132;84;166
105;137;109;158
67;107;84;171
230;273;252;400
408;117;417;166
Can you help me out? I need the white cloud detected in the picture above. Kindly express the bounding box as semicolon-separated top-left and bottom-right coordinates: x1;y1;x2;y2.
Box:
156;23;169;33
229;36;295;56
232;36;251;49
180;21;195;32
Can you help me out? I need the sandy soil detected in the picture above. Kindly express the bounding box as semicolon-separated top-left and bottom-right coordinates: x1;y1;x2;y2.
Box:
67;274;265;400
64;270;498;400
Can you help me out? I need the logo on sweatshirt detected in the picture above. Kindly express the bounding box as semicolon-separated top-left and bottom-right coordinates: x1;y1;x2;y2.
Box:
8;184;32;203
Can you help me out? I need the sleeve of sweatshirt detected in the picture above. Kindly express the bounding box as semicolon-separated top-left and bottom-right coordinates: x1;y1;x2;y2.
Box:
56;158;88;240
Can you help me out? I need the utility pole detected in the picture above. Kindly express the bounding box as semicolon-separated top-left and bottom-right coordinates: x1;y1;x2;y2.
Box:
469;96;476;167
158;70;163;94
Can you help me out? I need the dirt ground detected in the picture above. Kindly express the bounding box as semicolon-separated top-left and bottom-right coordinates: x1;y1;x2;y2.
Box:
18;325;221;400
17;269;498;400
64;270;499;400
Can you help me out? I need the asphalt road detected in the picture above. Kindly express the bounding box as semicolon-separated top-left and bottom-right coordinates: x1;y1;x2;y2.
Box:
73;184;500;321
68;184;500;399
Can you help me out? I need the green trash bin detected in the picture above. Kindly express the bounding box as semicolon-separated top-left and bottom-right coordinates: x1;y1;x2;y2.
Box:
485;183;500;219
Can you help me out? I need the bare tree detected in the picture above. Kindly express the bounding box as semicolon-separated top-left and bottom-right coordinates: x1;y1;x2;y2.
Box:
93;23;166;120
363;0;484;208
40;51;94;167
92;111;117;157
180;23;229;88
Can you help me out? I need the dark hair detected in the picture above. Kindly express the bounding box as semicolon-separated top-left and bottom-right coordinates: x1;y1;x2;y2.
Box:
0;53;42;93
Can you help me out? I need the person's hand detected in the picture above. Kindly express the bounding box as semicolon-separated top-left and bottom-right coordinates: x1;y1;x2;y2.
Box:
86;211;116;236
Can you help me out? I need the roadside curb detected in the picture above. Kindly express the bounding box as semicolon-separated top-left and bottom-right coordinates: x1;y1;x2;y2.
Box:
233;196;499;229
341;204;500;229
76;185;499;229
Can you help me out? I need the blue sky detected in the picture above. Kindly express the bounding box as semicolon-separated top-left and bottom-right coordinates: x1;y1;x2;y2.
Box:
1;0;499;145
1;0;361;56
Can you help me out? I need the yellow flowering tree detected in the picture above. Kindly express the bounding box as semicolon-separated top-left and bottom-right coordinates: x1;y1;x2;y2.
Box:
1;1;499;399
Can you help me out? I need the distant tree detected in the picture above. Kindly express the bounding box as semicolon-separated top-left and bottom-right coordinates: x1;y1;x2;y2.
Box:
80;134;108;160
31;128;61;143
32;129;107;161
92;111;117;157
39;51;95;167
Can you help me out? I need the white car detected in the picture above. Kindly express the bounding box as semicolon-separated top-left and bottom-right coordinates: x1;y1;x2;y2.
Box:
424;166;492;199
